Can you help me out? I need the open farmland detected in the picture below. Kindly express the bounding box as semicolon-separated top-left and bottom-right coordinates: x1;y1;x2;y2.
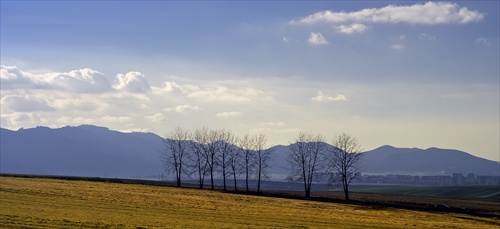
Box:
1;177;499;228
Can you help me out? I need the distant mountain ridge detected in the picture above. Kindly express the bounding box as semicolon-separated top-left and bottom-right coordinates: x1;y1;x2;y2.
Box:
1;125;498;178
361;145;499;176
0;125;164;178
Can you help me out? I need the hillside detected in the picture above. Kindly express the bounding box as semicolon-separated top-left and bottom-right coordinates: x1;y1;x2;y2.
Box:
0;125;163;178
1;125;498;179
361;145;500;176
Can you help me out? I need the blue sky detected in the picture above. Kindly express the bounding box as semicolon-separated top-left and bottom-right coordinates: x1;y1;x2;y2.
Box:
1;1;499;161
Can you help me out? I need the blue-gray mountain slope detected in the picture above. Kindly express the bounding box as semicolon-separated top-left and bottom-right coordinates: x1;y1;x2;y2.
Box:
0;125;163;178
1;125;498;178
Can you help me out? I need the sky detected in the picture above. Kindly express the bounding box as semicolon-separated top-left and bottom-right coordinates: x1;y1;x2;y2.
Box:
1;1;499;161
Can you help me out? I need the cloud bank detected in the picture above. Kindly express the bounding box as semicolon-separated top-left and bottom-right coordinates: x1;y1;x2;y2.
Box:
291;2;484;25
290;2;484;37
311;91;348;102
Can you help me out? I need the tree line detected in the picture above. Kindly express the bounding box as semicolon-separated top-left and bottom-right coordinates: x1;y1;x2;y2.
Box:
162;127;363;200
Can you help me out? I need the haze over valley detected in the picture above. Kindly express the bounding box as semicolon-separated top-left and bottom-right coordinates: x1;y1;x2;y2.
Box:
2;125;498;184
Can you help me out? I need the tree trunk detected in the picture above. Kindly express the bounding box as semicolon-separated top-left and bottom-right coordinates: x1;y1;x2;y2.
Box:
210;169;214;190
222;168;227;191
257;167;262;193
233;172;238;192
343;177;349;201
245;167;249;192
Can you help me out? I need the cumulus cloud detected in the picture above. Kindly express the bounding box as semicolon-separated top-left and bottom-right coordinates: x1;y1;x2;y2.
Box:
151;81;196;95
1;65;111;93
101;116;131;123
0;65;35;89
1;112;43;127
308;32;329;45
164;105;200;113
1;94;54;112
57;116;95;125
418;33;436;40
391;35;406;50
311;91;348;102
336;23;369;34
52;68;111;93
51;97;106;112
187;86;270;102
475;37;490;46
216;111;243;118
145;113;168;122
250;127;301;134
290;2;484;25
113;71;151;93
391;44;404;50
259;121;286;127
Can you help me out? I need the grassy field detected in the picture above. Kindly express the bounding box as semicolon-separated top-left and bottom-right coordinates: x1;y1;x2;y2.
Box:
1;177;499;228
356;185;500;199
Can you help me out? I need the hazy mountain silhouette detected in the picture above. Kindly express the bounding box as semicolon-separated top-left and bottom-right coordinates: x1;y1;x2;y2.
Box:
1;125;498;178
0;125;164;178
361;145;499;176
271;144;499;176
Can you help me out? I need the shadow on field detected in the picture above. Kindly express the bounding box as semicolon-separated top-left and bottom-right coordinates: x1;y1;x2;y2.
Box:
2;173;499;219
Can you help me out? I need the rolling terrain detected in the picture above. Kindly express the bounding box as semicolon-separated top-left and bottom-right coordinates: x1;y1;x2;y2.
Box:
1;125;499;179
1;176;499;228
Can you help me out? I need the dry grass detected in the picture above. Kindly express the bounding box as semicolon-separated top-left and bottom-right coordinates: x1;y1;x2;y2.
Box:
1;176;499;228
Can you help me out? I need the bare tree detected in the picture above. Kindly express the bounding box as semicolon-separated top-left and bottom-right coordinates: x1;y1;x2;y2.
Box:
162;127;191;187
253;133;272;193
238;134;255;192
228;140;241;191
191;128;209;189
327;133;363;201
217;129;237;191
194;127;222;190
287;132;326;198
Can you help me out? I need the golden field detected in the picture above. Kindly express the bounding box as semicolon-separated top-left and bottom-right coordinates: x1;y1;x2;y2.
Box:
0;176;498;228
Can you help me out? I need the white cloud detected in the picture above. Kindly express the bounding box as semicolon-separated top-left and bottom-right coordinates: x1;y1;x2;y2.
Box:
53;68;111;93
311;91;348;102
145;113;168;122
164;105;200;113
187;86;270;102
290;2;484;25
216;111;242;118
475;37;490;46
1;112;43;127
336;23;369;34
1;94;54;112
120;127;149;133
152;81;197;95
259;121;286;127
0;65;111;93
250;127;301;134
113;71;151;93
283;37;290;43
308;32;329;45
51;96;107;112
391;44;404;50
61;116;95;125
0;65;34;89
418;33;436;40
101;115;131;123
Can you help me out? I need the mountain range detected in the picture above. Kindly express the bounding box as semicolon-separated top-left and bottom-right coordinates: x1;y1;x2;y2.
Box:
1;125;498;178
